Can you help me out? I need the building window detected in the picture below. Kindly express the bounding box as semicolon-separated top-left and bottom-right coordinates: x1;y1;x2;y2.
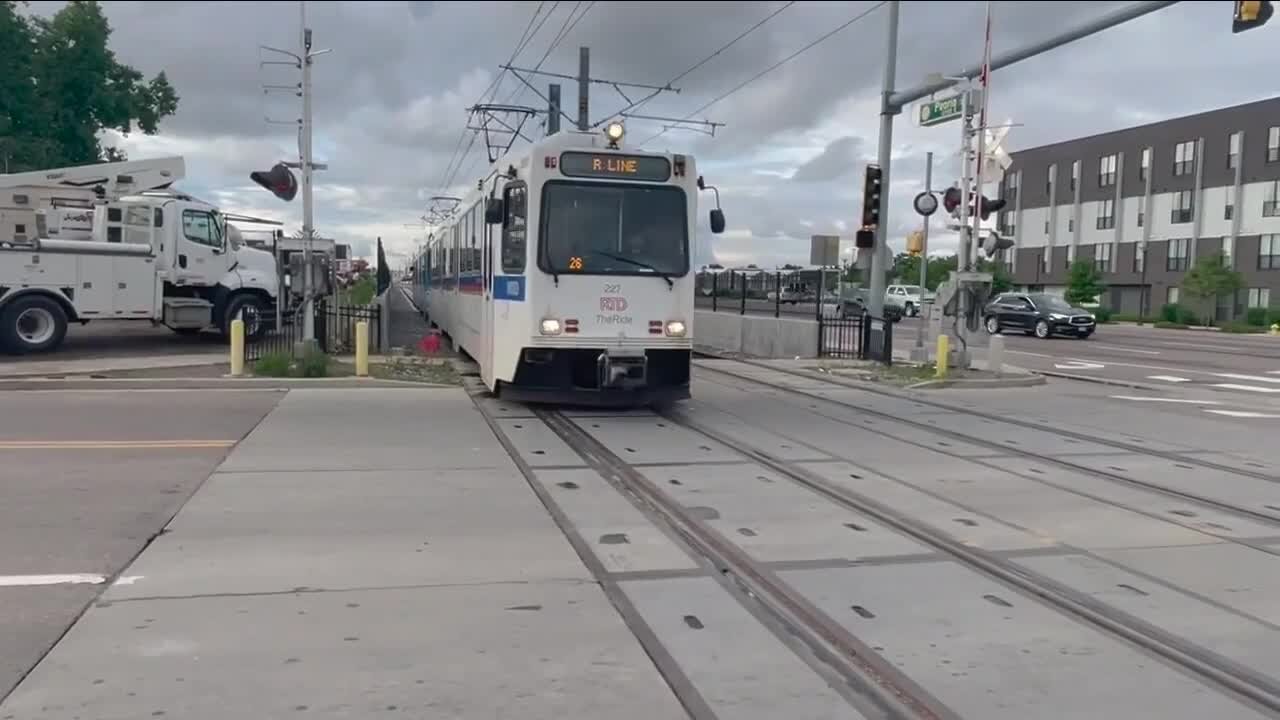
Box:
1261;234;1280;270
1068;218;1074;232
1248;287;1271;309
1094;243;1112;272
1228;131;1241;170
1096;199;1115;229
1133;244;1146;273
1070;160;1079;191
1171;190;1194;224
1264;180;1280;218
1139;147;1151;182
999;211;1016;237
1225;202;1234;221
1167;286;1180;305
1046;164;1054;194
1167;238;1190;272
1137;209;1144;227
1220;236;1233;266
1098;154;1117;187
1004;172;1018;205
1269;126;1279;163
1174;140;1195;176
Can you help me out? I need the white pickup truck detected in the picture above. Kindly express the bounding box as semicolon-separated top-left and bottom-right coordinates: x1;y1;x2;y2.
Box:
883;284;934;317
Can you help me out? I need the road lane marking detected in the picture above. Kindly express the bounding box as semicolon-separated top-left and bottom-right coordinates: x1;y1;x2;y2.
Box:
0;574;106;587
1053;361;1105;370
1215;373;1280;384
1109;396;1221;405
0;440;237;450
1010;350;1267;380
1204;410;1280;418
1147;375;1192;383
1212;384;1280;394
1092;344;1161;355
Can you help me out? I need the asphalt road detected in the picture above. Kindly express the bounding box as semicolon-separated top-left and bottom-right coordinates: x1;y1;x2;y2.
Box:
0;389;284;702
1;320;225;365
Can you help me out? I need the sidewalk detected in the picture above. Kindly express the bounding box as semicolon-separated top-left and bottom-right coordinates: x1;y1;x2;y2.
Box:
0;386;686;719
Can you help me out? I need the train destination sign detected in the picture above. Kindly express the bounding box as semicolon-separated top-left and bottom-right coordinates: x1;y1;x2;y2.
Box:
559;152;671;182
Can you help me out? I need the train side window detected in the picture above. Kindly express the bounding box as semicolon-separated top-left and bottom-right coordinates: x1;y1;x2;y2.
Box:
501;184;527;274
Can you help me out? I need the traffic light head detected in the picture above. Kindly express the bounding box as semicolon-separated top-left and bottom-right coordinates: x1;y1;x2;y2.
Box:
942;186;962;216
981;230;1015;258
855;228;875;249
861;164;883;228
905;230;924;256
1234;0;1273;33
977;196;1007;220
250;163;298;202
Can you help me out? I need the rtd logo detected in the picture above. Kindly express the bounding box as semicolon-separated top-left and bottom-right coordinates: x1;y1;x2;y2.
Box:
600;296;628;312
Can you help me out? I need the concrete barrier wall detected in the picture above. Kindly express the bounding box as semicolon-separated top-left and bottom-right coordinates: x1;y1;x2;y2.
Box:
694;310;819;358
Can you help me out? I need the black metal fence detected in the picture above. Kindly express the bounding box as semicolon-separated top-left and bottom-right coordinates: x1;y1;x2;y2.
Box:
694;270;841;321
817;311;893;364
315;298;382;354
245;300;382;364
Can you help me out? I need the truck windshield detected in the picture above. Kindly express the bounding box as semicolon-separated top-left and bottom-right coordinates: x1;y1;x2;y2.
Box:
539;182;688;277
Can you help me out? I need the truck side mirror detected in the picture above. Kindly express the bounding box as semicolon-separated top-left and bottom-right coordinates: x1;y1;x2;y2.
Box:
709;208;725;234
485;198;505;225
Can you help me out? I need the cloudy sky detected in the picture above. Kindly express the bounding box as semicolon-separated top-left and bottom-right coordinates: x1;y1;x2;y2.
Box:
22;0;1277;268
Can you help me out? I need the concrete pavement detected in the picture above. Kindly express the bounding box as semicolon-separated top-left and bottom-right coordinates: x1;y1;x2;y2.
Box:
0;387;689;720
0;389;284;702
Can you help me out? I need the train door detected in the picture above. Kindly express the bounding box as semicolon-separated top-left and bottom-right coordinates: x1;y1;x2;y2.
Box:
480;198;495;387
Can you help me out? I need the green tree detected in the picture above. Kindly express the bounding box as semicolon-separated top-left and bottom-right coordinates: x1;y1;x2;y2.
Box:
0;0;179;171
1064;259;1106;306
1180;251;1243;326
976;257;1013;294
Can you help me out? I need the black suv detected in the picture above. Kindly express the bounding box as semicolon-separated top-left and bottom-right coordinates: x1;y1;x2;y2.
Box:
982;293;1096;339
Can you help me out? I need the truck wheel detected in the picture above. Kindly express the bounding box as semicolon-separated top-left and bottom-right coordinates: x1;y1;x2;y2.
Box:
223;294;267;341
0;295;69;354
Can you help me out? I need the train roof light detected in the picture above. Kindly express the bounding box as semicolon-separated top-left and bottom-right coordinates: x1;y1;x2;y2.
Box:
605;121;625;148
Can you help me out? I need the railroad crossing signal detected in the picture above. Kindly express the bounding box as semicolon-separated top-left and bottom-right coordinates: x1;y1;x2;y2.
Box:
1233;0;1273;32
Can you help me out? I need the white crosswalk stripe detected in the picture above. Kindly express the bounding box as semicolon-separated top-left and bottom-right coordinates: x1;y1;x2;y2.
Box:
1215;373;1280;384
1204;409;1280;419
1147;375;1191;383
1212;383;1280;394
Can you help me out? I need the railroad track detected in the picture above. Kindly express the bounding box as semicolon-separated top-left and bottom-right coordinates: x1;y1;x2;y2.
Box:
692;359;1280;538
468;378;1280;719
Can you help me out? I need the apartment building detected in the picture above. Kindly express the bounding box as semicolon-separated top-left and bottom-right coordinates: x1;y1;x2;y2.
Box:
997;95;1280;320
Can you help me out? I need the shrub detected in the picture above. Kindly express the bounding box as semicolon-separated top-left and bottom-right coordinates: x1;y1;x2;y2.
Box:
1174;305;1199;326
298;349;331;377
1092;307;1113;323
1245;307;1269;326
1154;321;1189;330
1160;303;1180;323
254;351;293;377
1220;321;1266;334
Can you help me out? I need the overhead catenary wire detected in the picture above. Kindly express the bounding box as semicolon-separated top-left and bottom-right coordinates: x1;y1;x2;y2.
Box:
638;0;889;149
436;2;548;194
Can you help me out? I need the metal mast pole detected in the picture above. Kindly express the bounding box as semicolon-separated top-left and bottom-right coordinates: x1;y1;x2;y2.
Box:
913;151;932;359
867;0;899;320
970;2;994;270
300;0;316;344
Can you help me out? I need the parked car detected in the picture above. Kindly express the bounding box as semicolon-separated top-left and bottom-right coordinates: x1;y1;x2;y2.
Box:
836;288;904;322
766;287;801;304
982;292;1096;339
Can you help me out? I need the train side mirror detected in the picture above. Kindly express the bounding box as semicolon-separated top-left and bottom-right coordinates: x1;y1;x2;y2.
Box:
485;197;505;225
709;209;725;235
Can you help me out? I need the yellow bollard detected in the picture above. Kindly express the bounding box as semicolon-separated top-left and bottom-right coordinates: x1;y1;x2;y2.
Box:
935;334;949;378
229;318;245;377
355;320;369;377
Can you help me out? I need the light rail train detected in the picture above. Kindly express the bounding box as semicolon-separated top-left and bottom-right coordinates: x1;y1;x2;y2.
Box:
410;122;725;406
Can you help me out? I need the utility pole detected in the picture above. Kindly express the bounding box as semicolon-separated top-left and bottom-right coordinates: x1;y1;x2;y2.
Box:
300;1;316;345
911;151;933;362
548;84;561;135
577;47;590;131
866;1;898;321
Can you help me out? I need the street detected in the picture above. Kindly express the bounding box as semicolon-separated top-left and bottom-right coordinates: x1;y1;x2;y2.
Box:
0;321;224;366
0;389;283;702
3;367;1280;718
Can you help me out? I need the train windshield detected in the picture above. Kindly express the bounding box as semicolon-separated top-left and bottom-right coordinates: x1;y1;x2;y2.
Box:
539;182;689;277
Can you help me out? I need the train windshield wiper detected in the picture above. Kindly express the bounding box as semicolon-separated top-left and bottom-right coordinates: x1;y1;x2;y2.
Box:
590;251;674;288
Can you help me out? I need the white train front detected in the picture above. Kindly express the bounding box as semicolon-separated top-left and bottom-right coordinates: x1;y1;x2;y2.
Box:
410;122;725;406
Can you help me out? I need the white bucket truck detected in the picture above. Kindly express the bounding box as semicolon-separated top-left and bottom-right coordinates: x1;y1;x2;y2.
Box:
0;157;279;354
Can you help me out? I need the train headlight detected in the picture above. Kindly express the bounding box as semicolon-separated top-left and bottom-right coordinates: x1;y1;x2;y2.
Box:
540;318;562;336
664;320;687;337
605;121;625;143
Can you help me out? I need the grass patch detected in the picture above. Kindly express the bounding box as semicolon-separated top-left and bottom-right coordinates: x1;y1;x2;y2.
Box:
1219;321;1267;334
325;357;461;385
250;349;333;378
1153;321;1189;330
339;275;377;307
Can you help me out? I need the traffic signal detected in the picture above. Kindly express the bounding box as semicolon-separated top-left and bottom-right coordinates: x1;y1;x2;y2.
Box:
250;163;298;202
981;230;1015;258
975;195;1006;220
1233;0;1273;33
860;164;883;228
855;227;875;249
942;186;962;215
942;186;1006;220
